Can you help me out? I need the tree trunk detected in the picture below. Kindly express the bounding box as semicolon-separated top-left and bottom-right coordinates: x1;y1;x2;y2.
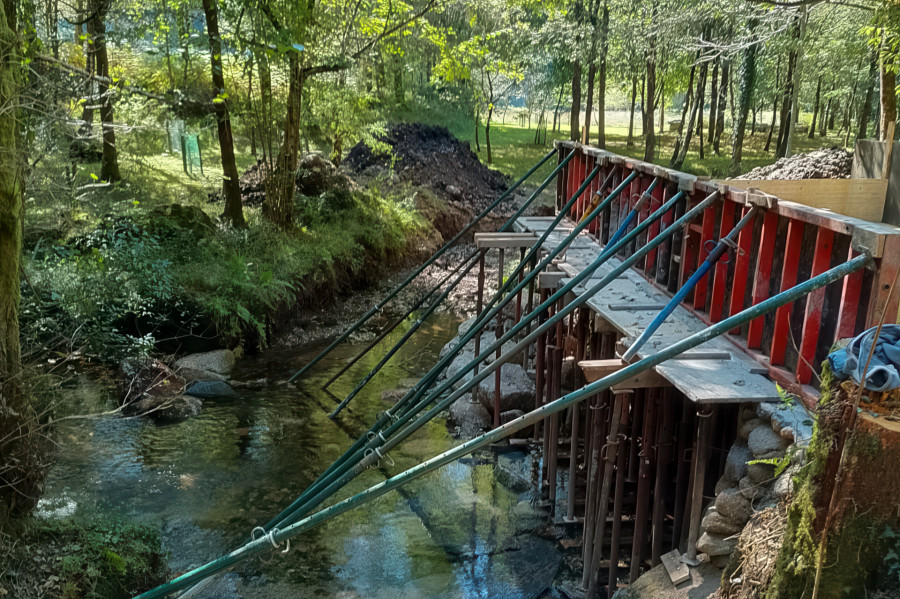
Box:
670;63;696;164
485;104;493;164
553;84;564;133
475;107;481;151
729;20;758;177
696;62;707;160
202;0;245;227
764;94;777;153
809;76;821;139
673;60;707;170
783;12;806;158
714;60;728;154
264;53;301;229
627;74;637;147
570;59;582;141
256;49;274;162
880;57;896;142
708;61;719;144
644;53;656;163
88;0;120;182
584;63;596;143
776;49;796;158
596;0;609;148
858;57;877;141
0;0;38;520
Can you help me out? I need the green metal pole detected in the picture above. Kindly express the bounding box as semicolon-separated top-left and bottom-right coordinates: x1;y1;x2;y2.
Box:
287;148;564;384
274;186;694;529
331;163;610;414
134;253;871;599
264;168;631;529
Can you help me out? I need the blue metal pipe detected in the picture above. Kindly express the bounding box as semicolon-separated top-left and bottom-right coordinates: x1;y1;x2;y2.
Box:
621;206;759;362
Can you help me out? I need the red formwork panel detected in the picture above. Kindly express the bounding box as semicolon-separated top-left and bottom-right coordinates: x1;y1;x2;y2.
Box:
552;142;900;391
728;206;755;333
748;212;779;349
692;204;717;311
770;220;805;366
796;228;835;384
710;201;736;322
642;182;666;275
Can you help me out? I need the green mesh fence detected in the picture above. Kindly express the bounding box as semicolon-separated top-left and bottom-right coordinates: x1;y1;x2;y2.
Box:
166;119;185;153
180;134;203;175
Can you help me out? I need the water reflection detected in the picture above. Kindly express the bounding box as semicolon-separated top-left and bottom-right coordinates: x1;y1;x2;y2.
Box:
41;313;561;598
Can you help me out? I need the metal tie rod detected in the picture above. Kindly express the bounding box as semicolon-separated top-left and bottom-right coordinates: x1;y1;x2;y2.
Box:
270;183;689;531
134;253;871;599
287;148;564;384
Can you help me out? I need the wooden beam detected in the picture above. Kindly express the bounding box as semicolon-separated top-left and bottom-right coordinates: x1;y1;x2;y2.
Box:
725;178;888;223
538;271;567;289
579;358;668;390
474;232;538;248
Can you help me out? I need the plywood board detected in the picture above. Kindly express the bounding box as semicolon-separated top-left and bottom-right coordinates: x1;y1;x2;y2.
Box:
725;178;887;222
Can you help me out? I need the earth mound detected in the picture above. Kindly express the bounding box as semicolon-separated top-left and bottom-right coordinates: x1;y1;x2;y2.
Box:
344;123;510;214
739;147;852;180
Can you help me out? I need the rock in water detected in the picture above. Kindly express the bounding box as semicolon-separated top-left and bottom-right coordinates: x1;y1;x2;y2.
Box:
175;349;236;376
118;357;185;407
472;363;536;414
129;394;202;421
185;380;236;398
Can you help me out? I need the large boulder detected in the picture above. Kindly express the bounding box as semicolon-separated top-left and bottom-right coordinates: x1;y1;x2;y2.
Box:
697;532;738;557
472;363;535;414
149;204;215;236
748;425;790;459
716;487;754;525
185;380;236;398
118;357;185;407
702;506;743;536
448;395;491;439
174;349;236;376
724;441;752;483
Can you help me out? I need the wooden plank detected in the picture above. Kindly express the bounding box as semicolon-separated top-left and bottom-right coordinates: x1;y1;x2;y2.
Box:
836;248;864;340
474;233;538;248
538;271;567;289
770;220;805;366
579;358;669;389
797;228;835;384
748;212;779;348
725;178;887;222
661;549;691;586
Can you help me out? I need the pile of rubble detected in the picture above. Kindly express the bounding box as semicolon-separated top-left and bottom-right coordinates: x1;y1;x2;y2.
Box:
739;148;853;180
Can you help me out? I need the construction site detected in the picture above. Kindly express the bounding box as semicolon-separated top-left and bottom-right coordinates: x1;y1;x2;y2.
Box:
109;137;900;599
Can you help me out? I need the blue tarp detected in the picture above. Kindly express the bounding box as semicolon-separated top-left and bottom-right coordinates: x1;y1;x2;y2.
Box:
828;324;900;392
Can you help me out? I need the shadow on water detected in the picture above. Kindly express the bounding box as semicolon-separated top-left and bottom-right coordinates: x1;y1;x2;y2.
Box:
39;312;562;598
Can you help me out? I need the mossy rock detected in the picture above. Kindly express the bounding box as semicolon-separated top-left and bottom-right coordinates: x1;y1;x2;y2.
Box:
295;153;336;196
148;203;215;237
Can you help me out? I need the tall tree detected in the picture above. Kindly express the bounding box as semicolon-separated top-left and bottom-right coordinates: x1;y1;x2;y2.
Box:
730;19;759;177
201;0;246;227
0;0;36;520
86;0;121;182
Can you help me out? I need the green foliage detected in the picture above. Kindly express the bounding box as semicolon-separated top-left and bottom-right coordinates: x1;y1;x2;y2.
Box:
23;220;180;360
748;455;791;478
3;516;166;598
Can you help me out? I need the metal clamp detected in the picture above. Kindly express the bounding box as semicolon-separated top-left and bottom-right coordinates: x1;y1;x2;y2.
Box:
251;526;291;555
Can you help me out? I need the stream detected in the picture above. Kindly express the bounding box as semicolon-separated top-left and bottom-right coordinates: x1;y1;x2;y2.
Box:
38;312;564;598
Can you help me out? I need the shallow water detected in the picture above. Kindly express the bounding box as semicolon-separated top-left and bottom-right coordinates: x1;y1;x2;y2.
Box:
40;313;561;598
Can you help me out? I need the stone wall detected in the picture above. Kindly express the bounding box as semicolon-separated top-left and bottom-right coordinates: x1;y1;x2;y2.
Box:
697;400;814;566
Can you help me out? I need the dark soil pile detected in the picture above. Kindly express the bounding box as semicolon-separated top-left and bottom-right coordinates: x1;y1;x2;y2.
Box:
344;123;510;214
234;160;271;206
739;147;853;180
